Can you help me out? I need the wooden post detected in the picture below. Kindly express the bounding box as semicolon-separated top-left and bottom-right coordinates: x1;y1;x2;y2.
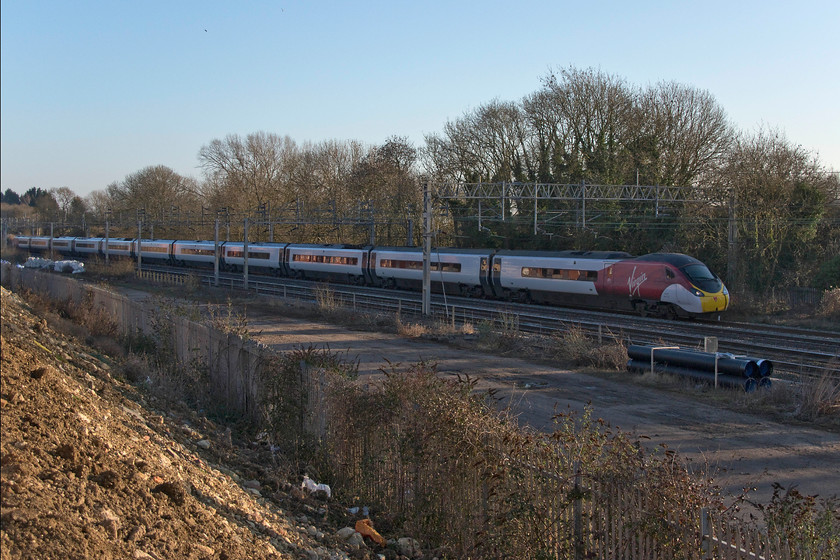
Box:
701;507;712;559
574;466;583;560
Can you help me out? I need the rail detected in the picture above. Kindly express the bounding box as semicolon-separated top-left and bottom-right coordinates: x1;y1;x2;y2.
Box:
137;266;839;381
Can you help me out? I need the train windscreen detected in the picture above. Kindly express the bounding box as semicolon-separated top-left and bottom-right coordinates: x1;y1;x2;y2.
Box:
682;264;722;292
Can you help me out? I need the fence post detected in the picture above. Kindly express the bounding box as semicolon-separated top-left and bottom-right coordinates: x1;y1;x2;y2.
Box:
574;466;583;560
299;360;308;437
701;507;712;559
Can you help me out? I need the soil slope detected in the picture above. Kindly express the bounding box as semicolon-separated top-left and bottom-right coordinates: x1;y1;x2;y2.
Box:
0;287;391;560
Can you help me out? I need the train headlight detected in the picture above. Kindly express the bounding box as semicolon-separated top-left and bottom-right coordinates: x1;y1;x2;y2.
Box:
722;286;729;296
692;288;704;297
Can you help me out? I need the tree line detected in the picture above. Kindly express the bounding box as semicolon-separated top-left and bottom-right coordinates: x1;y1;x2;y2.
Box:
2;66;838;295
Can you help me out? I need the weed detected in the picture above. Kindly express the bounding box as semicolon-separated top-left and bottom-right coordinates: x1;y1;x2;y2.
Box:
314;283;338;312
796;367;840;421
208;298;250;340
497;308;520;336
551;324;627;370
396;316;428;337
184;272;202;293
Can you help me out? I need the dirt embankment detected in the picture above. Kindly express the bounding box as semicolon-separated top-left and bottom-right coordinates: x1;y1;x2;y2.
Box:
0;287;416;560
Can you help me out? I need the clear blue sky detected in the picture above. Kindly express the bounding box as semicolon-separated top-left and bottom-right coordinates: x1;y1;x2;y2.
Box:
2;0;838;198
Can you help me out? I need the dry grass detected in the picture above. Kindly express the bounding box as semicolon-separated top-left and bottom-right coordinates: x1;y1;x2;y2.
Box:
314;282;339;311
796;366;840;421
85;256;137;279
551;324;628;370
395;314;428;337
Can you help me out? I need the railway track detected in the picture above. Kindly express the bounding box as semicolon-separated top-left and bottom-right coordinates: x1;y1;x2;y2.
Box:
138;265;839;381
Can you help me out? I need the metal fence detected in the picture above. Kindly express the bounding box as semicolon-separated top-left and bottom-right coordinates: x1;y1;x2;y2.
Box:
0;265;808;559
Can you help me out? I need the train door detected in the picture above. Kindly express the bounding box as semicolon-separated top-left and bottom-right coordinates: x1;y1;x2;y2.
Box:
280;244;290;276
361;249;373;285
479;252;495;296
491;256;503;296
364;250;377;285
604;265;614;293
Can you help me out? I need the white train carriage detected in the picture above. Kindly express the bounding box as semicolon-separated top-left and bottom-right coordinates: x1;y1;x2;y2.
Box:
13;236;31;251
28;236;52;253
103;238;135;258
286;244;366;283
172;240;218;267
138;239;176;262
50;237;77;256
73;238;103;256
371;247;490;297
222;242;285;274
492;250;629;303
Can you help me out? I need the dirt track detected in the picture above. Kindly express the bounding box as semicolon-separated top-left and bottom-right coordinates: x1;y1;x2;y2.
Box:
248;312;840;507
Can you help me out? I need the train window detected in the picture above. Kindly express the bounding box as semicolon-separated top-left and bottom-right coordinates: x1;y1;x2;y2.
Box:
379;258;459;272
493;261;501;273
227;251;270;260
666;268;675;279
292;254;358;265
181;247;214;256
520;267;597;281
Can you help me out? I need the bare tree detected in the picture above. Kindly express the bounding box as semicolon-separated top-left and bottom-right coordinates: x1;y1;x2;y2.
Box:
51;187;76;221
708;127;835;291
522;88;574;182
198;132;298;214
423;100;530;183
107;165;198;219
638;81;732;187
85;189;113;218
540;66;636;183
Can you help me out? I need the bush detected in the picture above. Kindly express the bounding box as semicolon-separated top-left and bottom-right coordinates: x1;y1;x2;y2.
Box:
817;288;840;318
553;324;627;370
812;256;840;291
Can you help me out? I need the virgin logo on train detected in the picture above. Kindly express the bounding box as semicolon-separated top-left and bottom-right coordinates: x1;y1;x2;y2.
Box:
628;266;647;296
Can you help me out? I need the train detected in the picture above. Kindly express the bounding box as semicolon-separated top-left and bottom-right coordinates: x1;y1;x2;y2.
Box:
9;235;730;318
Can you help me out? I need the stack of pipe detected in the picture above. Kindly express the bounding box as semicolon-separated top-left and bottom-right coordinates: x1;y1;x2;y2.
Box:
627;345;772;392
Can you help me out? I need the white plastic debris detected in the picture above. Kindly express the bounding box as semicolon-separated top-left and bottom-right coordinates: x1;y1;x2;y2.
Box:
301;475;331;498
24;257;54;269
53;260;85;274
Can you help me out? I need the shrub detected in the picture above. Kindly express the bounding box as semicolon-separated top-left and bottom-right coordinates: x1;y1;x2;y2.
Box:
796;367;840;421
314;282;338;312
758;485;840;559
208;298;250;340
817;288;840;318
553;324;627;369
